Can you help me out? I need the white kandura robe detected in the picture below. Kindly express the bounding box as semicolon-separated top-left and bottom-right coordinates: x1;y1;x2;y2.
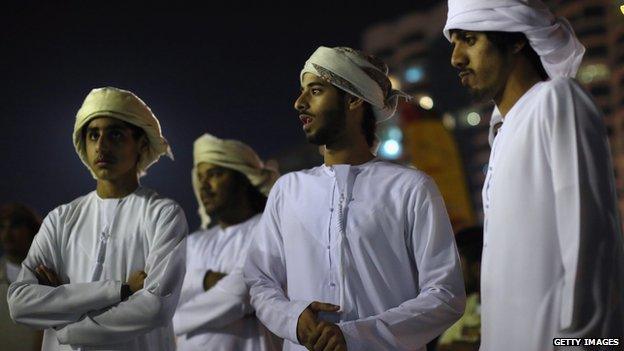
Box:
173;214;280;351
481;77;624;351
244;159;466;351
7;187;188;351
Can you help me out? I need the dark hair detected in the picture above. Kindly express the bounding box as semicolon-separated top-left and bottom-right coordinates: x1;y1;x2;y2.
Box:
484;31;549;80
361;102;377;148
230;170;267;214
336;89;377;148
0;203;42;238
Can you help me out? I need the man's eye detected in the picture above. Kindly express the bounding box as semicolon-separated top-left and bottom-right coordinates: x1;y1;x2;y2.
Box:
311;89;321;95
110;131;123;140
88;132;99;141
466;37;476;45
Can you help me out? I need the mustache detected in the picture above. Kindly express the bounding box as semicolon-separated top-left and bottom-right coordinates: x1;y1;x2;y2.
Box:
199;188;215;198
96;154;115;162
299;111;315;117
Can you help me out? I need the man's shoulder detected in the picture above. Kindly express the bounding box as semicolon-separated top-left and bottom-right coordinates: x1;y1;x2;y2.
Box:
367;160;431;186
187;227;215;245
535;77;591;102
530;77;601;123
272;166;324;188
46;191;96;220
131;187;183;213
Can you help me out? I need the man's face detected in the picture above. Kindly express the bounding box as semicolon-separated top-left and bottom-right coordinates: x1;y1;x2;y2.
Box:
450;31;511;102
294;73;347;145
85;117;145;181
197;163;244;220
0;219;34;261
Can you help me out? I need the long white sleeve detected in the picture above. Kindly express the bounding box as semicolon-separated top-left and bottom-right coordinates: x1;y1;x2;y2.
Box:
243;183;313;345
7;209;122;329
337;178;466;350
55;204;188;346
545;79;624;335
173;270;251;334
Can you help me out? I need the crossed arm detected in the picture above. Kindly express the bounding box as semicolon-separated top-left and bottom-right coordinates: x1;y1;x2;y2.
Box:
8;204;188;346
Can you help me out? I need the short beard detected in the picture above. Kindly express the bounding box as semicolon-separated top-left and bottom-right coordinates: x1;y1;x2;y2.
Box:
468;86;496;103
306;104;347;146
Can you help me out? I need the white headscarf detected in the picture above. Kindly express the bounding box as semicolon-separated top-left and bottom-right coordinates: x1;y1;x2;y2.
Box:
73;87;173;178
300;46;409;122
192;133;279;228
443;0;585;79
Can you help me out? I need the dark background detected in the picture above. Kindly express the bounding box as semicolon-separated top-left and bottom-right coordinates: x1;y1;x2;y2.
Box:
1;1;443;230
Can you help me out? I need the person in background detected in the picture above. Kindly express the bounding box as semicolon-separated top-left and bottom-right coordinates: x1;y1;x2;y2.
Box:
438;226;483;351
173;133;281;351
0;203;43;351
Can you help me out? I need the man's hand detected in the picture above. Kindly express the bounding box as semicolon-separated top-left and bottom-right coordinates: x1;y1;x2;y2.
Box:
35;265;62;287
203;270;227;291
126;270;147;294
311;321;347;351
297;301;341;349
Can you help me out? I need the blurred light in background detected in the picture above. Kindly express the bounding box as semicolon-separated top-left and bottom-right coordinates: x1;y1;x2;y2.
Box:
578;63;610;84
404;66;424;84
442;113;456;130
378;125;403;160
380;139;401;159
418;95;434;110
467;112;481;126
387;125;403;141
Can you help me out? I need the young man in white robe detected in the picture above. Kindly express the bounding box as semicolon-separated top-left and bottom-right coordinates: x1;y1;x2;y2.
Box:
243;46;466;351
7;87;188;351
0;204;43;351
444;1;624;350
173;133;281;351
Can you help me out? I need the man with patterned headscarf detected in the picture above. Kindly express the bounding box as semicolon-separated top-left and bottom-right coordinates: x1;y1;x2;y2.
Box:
444;1;624;350
8;87;188;351
244;46;466;351
173;133;280;351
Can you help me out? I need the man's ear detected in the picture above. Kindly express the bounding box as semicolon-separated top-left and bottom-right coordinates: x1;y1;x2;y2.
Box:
139;135;149;154
346;94;364;111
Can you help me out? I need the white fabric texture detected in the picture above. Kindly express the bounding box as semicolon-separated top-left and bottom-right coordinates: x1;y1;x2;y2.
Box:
480;77;624;350
73;87;173;178
443;0;585;80
244;159;466;351
7;187;188;351
192;133;279;228
300;46;409;122
173;214;280;351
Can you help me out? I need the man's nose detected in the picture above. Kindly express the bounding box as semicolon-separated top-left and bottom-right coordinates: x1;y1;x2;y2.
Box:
451;45;468;70
294;92;309;112
95;135;109;152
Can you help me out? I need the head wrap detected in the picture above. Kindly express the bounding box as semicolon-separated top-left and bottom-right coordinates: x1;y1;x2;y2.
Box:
73;87;173;178
192;133;279;228
300;46;409;122
443;0;585;79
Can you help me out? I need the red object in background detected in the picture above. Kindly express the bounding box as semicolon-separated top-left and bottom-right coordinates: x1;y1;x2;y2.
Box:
398;100;423;125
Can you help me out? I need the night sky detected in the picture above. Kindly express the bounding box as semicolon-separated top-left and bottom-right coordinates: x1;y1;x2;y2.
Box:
1;1;444;230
